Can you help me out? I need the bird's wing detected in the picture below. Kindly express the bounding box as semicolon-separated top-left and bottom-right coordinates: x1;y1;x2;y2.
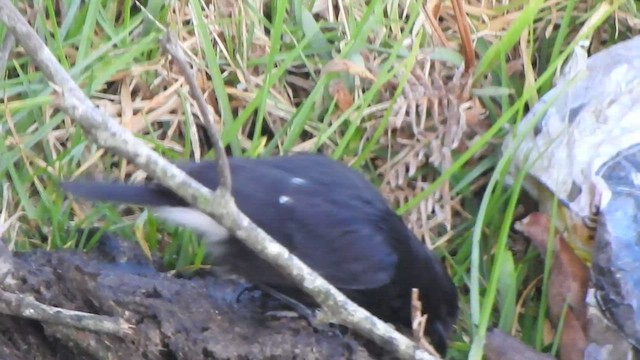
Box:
266;182;399;290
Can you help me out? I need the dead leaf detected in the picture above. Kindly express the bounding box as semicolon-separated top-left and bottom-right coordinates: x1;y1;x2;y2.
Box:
463;98;489;133
320;59;376;81
328;80;354;112
558;310;588;360
515;212;589;360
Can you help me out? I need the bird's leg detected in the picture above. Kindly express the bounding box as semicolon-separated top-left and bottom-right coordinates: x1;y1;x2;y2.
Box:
258;285;317;320
235;283;317;322
234;284;261;303
256;285;348;335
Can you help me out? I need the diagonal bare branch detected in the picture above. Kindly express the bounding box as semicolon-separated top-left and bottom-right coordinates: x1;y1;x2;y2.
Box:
160;32;232;192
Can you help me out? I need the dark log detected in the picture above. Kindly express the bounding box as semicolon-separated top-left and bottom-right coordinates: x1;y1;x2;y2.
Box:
0;232;378;360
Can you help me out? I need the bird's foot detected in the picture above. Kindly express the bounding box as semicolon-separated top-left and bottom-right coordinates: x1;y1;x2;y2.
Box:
257;285;347;336
234;284;262;303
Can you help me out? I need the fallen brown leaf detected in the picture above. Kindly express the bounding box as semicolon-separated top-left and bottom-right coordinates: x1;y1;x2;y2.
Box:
559;310;588;360
515;212;589;360
320;58;376;81
328;79;354;112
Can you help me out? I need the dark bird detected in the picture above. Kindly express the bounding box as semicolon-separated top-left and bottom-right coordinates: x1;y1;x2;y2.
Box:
61;153;458;356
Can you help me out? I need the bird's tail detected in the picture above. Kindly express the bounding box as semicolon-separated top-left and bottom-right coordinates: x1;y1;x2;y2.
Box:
61;181;186;207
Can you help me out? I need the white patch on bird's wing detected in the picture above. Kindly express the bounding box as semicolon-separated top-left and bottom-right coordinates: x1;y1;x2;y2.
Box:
290;177;306;185
279;195;292;204
152;206;230;244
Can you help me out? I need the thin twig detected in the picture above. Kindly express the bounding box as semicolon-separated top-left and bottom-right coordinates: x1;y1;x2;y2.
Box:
0;289;132;336
412;289;440;357
0;220;132;337
160;32;232;192
451;0;475;73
